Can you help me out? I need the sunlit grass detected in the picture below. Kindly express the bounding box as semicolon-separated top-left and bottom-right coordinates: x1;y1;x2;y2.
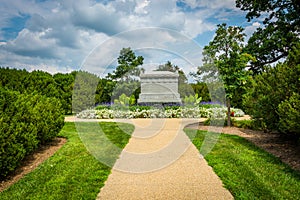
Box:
0;122;133;199
185;129;300;199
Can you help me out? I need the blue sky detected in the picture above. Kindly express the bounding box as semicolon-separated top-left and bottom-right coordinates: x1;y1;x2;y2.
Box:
0;0;262;78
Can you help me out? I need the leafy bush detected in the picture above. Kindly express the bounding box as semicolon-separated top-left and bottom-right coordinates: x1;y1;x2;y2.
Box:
0;88;64;178
182;94;202;107
129;105;151;111
243;45;300;135
0;68;76;115
278;93;300;134
231;119;265;130
95;104;111;110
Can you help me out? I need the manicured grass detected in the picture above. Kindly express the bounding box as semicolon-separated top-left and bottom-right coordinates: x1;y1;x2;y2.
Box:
0;122;134;199
185;129;300;200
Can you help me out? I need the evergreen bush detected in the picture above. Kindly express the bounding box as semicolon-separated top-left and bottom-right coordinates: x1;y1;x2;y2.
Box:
0;88;64;178
243;44;300;135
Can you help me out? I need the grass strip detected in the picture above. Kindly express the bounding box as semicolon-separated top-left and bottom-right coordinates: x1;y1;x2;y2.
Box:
0;122;133;200
185;129;300;200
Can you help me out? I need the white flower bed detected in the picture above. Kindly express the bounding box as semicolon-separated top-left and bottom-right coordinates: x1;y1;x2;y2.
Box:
76;106;245;119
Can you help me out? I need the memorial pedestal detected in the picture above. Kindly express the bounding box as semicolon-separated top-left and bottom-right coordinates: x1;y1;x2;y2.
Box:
138;71;181;104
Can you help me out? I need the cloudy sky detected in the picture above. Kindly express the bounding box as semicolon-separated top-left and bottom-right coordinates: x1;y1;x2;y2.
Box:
0;0;261;78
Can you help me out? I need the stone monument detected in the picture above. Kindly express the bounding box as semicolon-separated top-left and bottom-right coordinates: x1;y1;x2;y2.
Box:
138;71;181;104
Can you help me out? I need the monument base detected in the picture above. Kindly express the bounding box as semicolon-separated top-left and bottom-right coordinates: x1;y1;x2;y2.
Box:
138;93;181;104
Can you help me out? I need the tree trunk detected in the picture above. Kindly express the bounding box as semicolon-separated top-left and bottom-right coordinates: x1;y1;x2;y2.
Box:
227;98;231;127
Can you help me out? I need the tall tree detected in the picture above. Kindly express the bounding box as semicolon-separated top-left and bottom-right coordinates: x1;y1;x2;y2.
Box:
195;24;255;126
106;47;144;81
236;0;300;73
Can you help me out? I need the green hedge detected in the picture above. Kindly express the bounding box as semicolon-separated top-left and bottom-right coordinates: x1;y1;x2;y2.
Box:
0;88;64;178
243;44;300;135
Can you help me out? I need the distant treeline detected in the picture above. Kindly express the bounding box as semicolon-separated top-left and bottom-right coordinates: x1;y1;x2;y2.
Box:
0;67;212;114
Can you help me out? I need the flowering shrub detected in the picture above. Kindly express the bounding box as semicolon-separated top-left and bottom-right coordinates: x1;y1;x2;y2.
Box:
77;106;245;119
231;108;245;117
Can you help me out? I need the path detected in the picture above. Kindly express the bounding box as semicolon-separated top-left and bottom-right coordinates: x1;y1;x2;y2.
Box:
66;117;233;200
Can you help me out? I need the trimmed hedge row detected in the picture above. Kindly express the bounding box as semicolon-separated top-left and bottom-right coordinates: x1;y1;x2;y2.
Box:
0;88;65;178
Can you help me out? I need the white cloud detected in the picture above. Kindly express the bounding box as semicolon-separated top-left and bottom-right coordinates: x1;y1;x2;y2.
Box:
244;21;261;40
3;29;59;59
134;0;150;14
71;1;129;35
0;0;248;75
80;28;203;79
159;11;186;31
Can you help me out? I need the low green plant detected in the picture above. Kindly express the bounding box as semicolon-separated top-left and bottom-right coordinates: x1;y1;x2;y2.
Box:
183;94;202;106
232;119;253;129
129;94;136;105
199;103;223;109
129;105;151;111
95;104;111;110
113;94;137;109
232;119;268;131
164;105;180;110
114;93;130;106
185;130;300;199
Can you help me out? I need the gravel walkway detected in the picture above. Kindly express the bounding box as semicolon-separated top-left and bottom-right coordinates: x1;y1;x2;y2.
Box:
83;118;234;200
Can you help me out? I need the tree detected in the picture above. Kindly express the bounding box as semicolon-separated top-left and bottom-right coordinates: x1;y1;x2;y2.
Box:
72;71;100;112
195;23;255;126
95;78;116;104
190;82;211;102
236;0;300;73
106;47;144;81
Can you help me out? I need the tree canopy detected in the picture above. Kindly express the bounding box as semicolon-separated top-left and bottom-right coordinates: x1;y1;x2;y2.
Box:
106;47;144;81
196;23;255;125
236;0;300;73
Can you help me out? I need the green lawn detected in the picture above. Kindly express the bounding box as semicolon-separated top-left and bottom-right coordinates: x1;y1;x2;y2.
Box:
185;129;300;200
2;122;299;199
0;122;134;200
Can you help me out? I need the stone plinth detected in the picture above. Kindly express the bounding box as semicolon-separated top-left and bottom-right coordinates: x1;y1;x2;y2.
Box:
138;71;181;104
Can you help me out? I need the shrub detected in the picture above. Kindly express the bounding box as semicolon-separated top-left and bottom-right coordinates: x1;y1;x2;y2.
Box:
129;105;151;111
278;93;300;135
243;45;300;135
95;104;111;110
231;119;265;130
182;94;202;107
0;88;64;178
